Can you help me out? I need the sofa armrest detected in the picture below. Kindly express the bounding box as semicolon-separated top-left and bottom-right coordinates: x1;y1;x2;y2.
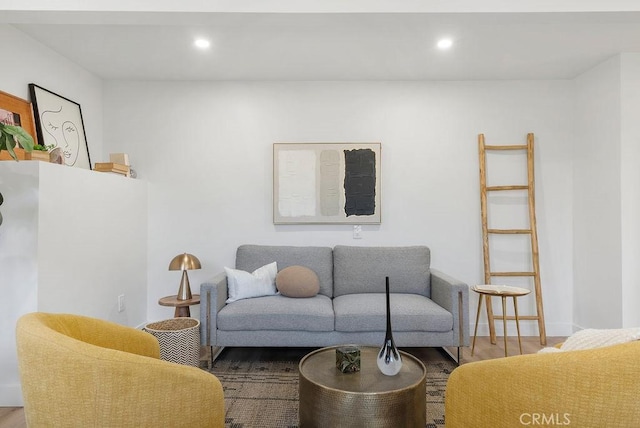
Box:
430;269;469;346
445;341;640;428
199;272;228;347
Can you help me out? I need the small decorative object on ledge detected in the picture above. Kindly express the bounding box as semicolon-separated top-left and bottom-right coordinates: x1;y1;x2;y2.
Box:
109;152;129;165
94;162;130;176
24;144;55;162
49;146;63;164
0;148;48;162
336;345;361;373
0;148;27;161
377;276;403;376
27;150;50;162
109;153;133;177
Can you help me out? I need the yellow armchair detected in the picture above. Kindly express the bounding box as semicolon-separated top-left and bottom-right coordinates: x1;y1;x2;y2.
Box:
445;341;640;428
16;312;225;428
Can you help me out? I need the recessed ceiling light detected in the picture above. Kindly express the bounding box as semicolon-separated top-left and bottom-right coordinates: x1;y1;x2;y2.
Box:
194;38;211;49
437;38;453;50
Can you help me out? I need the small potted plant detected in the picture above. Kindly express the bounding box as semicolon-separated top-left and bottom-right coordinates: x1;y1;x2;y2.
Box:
29;143;56;162
0;122;35;161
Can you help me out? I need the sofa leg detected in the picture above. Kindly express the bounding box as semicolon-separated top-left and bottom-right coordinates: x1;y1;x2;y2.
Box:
440;346;462;365
208;346;225;369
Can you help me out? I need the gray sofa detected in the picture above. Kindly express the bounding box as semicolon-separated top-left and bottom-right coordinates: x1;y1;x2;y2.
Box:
200;245;469;360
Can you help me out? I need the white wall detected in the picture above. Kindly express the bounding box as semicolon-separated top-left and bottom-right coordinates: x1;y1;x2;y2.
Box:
36;163;148;326
0;163;39;406
103;80;575;336
0;162;147;406
573;54;640;330
573;56;622;329
0;24;145;406
620;53;640;328
572;54;640;330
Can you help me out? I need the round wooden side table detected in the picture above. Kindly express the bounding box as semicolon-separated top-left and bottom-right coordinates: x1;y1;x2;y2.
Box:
299;346;426;427
471;285;531;357
158;294;200;317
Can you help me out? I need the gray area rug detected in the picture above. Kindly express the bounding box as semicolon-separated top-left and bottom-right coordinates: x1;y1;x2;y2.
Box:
205;348;454;428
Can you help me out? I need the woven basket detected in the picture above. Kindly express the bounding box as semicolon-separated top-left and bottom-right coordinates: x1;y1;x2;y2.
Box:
143;318;200;366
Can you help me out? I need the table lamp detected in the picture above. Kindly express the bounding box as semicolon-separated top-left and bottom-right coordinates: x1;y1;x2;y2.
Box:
169;253;201;300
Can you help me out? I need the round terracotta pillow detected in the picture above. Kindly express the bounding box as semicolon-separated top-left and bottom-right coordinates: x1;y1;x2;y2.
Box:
276;265;320;298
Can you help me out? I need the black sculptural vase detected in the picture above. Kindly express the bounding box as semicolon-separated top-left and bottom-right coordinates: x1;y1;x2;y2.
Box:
376;276;403;376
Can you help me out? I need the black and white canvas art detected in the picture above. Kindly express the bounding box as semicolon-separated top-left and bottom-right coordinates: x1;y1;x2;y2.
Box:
273;142;381;224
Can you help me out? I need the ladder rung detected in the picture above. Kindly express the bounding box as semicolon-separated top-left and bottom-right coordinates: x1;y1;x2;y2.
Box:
484;145;528;151
488;229;532;234
486;185;529;191
490;272;537;277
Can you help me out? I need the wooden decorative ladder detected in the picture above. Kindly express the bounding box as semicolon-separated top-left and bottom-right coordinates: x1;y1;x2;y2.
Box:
478;133;547;346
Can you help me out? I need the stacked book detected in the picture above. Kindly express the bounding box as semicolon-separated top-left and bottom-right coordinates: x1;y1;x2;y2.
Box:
94;153;131;177
94;162;130;176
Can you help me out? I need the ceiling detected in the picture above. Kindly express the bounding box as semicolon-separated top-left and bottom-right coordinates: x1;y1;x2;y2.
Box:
8;11;640;81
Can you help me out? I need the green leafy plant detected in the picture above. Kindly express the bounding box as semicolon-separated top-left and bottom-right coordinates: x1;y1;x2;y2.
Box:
32;143;55;151
0;122;35;160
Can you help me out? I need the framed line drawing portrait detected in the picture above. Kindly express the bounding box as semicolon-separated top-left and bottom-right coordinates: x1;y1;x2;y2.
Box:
29;84;92;169
274;142;381;224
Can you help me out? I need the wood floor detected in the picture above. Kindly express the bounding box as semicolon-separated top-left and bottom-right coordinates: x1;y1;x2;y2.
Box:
0;336;563;428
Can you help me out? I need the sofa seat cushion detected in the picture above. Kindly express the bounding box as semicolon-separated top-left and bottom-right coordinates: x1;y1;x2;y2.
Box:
218;294;334;332
333;293;453;333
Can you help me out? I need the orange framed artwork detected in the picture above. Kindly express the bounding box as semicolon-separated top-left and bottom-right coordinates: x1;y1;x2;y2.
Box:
0;90;38;146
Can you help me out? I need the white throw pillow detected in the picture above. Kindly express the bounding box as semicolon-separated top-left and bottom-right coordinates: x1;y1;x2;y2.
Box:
537;346;563;354
538;327;640;354
225;262;278;303
560;327;640;351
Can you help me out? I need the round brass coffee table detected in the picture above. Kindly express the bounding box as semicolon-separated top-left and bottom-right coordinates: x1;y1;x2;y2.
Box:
299;346;426;428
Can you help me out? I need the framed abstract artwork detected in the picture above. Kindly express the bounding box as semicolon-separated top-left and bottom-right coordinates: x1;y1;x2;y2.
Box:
29;84;92;169
273;142;381;224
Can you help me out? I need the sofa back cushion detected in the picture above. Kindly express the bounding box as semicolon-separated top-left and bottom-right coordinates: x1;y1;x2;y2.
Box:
236;245;334;297
333;245;431;297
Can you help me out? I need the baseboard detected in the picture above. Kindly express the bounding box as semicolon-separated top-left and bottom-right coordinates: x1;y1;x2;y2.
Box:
0;384;24;406
570;323;586;333
470;322;573;338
